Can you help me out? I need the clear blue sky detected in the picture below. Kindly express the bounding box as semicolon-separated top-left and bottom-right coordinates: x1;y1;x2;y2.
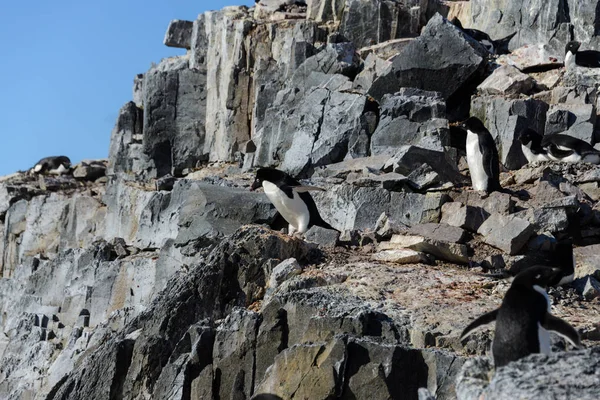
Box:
0;1;254;176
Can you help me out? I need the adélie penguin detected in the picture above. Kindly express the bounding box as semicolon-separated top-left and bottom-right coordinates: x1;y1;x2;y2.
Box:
461;266;581;368
460;117;501;194
541;134;600;164
31;156;72;175
250;167;336;235
564;41;600;70
519;128;550;164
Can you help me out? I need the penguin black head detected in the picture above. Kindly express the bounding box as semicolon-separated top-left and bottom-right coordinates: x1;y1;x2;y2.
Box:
512;265;562;288
250;167;288;191
518;128;542;147
565;41;581;55
460;116;487;134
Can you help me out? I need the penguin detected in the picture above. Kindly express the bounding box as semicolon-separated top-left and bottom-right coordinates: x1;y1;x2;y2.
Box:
460;117;501;194
461;265;581;368
541;134;600;164
31;156;71;175
451;17;516;55
250;167;336;235
519;128;550;164
564;41;600;70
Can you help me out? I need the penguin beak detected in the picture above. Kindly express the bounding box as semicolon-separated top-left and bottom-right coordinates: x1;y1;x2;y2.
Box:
250;180;260;191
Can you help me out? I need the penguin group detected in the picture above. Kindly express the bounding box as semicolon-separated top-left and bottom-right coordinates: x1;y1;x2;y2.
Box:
520;129;600;165
249;110;587;370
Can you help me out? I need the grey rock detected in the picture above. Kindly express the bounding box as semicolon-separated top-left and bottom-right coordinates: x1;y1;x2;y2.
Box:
304;225;340;248
441;202;488;232
312;184;447;231
103;179;277;250
372;249;429;264
350;172;408;191
408;223;467;244
477;65;535;96
380;233;469;264
253;83;368;176
142;56;207;178
358;38;414;61
154;174;176;191
477;213;535;255
469;0;587;55
107;102;144;177
72;160;107;181
496;44;562;71
214;308;262;400
471;95;549;170
267;258;303;294
372;14;488;100
339;0;420;48
457;349;600;400
407;164;444;191
306;0;344;22
418;387;436;400
163;19;194;49
370;89;449;156
545;104;596;143
352;53;392;94
383;145;466;186
132;74;144;108
514;207;569;234
295;42;360;78
573;244;600;279
312;156;390;179
551;85;598;106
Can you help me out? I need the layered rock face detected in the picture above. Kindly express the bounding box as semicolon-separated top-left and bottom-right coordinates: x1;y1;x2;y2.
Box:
2;1;600;399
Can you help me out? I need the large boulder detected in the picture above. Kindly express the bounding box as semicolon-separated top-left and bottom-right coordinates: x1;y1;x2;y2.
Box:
469;0;600;54
457;349;600;400
142;56;208;178
371;14;488;101
370;88;449;155
471;96;550;170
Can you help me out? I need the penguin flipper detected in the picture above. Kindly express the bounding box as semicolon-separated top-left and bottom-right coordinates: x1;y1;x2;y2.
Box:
542;314;581;348
460;309;498;341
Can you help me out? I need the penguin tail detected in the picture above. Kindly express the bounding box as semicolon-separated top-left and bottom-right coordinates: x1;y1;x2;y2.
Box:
315;219;340;233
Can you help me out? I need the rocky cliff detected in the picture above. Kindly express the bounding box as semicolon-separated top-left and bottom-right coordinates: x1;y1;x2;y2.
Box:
1;1;600;399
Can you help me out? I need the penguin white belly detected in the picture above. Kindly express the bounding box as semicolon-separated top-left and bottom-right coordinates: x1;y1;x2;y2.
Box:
466;131;488;191
548;152;581;163
521;144;549;163
537;323;552;355
565;51;576;71
263;181;310;233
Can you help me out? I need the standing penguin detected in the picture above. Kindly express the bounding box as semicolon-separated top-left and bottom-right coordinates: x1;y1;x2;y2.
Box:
30;156;72;175
461;266;581;367
541;134;600;164
519;128;550;164
250;167;336;235
564;41;600;71
460;117;501;194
